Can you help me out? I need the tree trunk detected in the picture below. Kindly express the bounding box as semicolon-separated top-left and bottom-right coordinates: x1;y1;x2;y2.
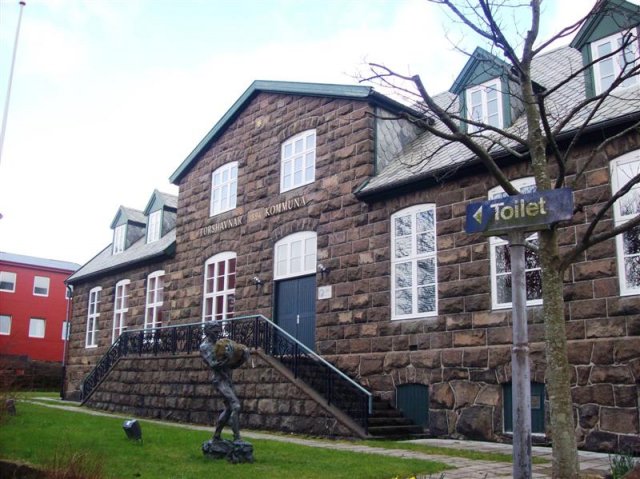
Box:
539;229;580;479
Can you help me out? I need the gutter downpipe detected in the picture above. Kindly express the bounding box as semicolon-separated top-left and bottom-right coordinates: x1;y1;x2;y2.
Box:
60;284;73;399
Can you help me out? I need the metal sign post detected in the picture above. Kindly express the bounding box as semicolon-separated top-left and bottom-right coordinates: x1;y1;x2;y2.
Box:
465;188;573;479
509;230;532;479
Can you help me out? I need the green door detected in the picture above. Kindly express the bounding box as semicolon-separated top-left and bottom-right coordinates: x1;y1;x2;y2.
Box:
503;382;545;433
396;383;429;428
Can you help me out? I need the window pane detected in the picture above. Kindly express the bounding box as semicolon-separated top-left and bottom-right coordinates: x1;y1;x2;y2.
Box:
625;255;640;289
495;244;511;274
417;232;435;254
496;274;512;304
418;285;436;313
526;270;543;301
395;215;411;236
395;289;412;315
416;210;433;232
0;315;11;335
395;237;411;258
417;259;435;285
395;262;412;288
623;225;640;255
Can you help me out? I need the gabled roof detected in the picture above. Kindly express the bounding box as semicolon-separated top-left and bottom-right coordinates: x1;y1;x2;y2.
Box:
356;44;640;199
143;189;178;215
169;80;423;185
450;47;511;94
110;206;146;230
570;0;640;50
0;251;80;273
66;230;176;284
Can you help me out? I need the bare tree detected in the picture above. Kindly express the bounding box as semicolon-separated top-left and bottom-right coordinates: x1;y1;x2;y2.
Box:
363;1;640;478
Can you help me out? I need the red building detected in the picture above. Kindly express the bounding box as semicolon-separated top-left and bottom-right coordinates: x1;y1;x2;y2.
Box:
0;252;79;362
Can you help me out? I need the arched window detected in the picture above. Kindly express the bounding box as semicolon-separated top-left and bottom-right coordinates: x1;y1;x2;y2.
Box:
112;279;130;342
391;204;437;319
86;286;101;347
203;252;236;322
610;150;640;296
274;232;317;280
489;178;542;309
144;271;164;330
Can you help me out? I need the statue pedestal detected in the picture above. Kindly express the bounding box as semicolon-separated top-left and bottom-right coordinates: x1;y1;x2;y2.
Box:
202;438;254;464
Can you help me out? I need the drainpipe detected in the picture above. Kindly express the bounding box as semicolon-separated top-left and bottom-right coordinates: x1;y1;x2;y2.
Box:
60;284;73;399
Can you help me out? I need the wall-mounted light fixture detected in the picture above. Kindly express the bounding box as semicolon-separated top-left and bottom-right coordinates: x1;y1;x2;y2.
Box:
317;264;330;275
252;276;264;286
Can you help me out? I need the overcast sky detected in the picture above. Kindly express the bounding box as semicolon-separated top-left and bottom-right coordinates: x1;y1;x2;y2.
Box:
0;0;601;266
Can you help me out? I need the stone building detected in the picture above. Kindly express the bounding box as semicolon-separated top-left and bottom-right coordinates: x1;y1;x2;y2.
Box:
65;0;640;452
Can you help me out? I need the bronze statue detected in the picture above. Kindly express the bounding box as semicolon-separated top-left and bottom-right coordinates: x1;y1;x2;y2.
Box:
200;322;253;463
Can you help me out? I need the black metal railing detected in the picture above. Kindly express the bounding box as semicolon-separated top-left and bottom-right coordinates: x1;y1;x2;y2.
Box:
80;315;372;432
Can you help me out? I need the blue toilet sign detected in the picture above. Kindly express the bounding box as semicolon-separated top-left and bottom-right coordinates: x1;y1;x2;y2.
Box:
465;188;574;235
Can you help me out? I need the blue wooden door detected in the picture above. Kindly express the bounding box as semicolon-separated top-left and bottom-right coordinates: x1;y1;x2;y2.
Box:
275;275;316;351
396;383;429;428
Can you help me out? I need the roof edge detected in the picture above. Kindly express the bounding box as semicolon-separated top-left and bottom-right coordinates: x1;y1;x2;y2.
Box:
169;80;419;185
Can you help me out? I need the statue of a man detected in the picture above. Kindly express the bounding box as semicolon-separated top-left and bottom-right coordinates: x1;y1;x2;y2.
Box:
200;322;250;442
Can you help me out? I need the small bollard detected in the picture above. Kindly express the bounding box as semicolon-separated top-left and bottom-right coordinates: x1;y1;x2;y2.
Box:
123;419;142;441
5;398;16;416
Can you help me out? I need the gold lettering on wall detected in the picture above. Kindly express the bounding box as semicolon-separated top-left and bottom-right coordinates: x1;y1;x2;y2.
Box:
199;215;244;237
248;195;308;222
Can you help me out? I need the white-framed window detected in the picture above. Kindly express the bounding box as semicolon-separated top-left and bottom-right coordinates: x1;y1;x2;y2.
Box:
391;204;438;320
113;279;130;342
274;231;317;280
147;210;162;243
611;151;640;296
210;162;238;216
466;78;503;132
280;130;316;193
0;271;16;292
203;252;236;323
144;270;164;330
0;315;11;335
113;224;126;254
86;286;101;347
33;276;50;297
591;30;640;94
489;178;543;309
29;318;46;338
61;321;69;340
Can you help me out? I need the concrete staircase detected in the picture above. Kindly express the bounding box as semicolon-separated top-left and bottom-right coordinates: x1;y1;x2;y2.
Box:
367;398;426;439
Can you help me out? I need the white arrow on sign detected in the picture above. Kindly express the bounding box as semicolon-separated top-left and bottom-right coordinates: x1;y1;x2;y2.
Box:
472;205;483;224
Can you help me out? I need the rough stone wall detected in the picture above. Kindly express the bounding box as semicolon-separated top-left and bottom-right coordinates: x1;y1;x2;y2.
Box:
316;136;640;453
168;92;376;325
86;352;354;438
65;258;171;397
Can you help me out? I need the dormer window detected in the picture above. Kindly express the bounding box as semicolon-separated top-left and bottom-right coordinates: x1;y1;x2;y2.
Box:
113;225;126;254
591;30;639;94
466;79;503;132
147;210;162;243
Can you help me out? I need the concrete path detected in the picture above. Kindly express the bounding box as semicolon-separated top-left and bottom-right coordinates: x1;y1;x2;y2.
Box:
24;398;612;478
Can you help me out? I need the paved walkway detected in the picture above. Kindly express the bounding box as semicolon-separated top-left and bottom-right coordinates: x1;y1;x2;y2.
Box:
25;397;611;478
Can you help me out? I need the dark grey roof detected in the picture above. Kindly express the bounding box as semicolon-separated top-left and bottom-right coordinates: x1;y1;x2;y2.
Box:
357;45;640;197
0;251;80;272
66;229;176;284
110;206;146;229
144;190;178;215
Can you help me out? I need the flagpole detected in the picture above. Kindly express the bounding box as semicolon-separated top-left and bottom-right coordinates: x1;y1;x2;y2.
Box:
0;1;27;167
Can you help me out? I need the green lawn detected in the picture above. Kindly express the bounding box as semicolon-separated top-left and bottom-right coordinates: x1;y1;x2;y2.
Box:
0;402;451;479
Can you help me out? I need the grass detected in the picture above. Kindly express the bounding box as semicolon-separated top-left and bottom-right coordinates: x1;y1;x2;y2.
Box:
0;401;451;479
361;440;548;464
